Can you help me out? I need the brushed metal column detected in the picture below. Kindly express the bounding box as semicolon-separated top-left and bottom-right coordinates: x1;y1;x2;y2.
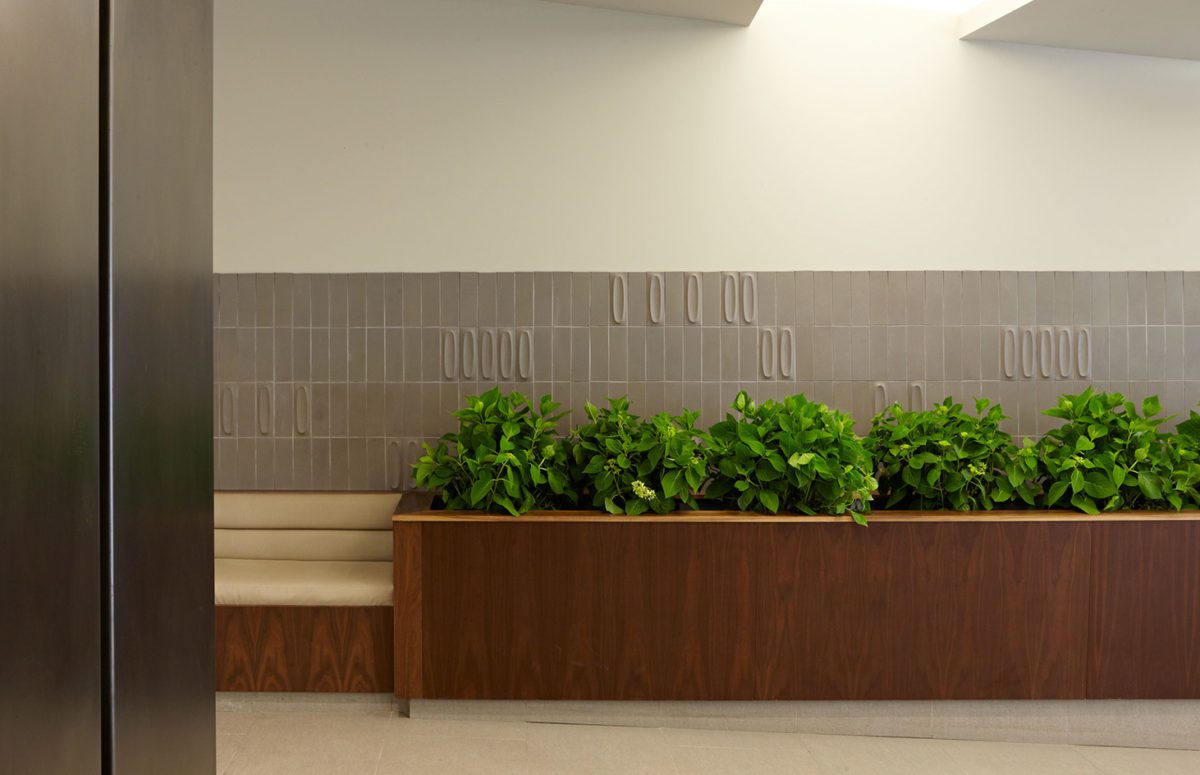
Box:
107;2;214;773
0;2;104;772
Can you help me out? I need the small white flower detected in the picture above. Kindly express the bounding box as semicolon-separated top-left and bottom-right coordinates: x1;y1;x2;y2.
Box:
631;480;656;501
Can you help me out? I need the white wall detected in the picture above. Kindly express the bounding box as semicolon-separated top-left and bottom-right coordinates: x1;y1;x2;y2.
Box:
214;0;1200;272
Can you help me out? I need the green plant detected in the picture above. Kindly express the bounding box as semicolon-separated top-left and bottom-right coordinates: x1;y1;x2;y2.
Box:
412;388;573;516
1031;388;1200;514
568;397;708;515
705;391;876;524
867;397;1025;511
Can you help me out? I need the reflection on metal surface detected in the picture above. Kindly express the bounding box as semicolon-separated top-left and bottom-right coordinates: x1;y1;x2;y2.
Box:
1;2;102;770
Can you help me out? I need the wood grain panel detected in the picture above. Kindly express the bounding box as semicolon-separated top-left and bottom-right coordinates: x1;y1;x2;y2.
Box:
413;521;1091;700
215;606;392;692
1089;522;1200;698
393;523;423;698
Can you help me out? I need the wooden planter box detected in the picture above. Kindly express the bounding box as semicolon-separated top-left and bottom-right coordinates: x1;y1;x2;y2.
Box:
393;492;1200;701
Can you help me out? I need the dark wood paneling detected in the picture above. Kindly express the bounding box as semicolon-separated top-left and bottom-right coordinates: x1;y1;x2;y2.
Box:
411;521;1091;700
216;606;393;692
1089;522;1200;698
394;524;424;698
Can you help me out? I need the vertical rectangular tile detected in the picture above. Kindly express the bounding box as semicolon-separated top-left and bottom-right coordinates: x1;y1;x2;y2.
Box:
924;272;945;326
1184;273;1200;325
1127;271;1148;326
571;273;591;327
551;272;571;326
590;327;609;382
384;274;403;327
850;272;870;325
1091;272;1110;326
939;272;961;328
721;327;739;381
628;273;648;327
255;273;274;325
533;272;553;326
273;274;293;327
739;327;757;383
366;328;385;382
608;327;628;382
702;272;721;327
1163;271;1183;324
589;273;609;327
811;273;830;323
1072;272;1091;325
998;272;1018;325
255;328;273;381
701;328;721;382
961;326;981;380
274;328;293;382
812;327;833;381
329;438;349;490
795;271;814;326
1146;272;1166;326
328;274;348;327
571;327;590;382
329;327;348;381
758;272;777;326
477;272;497;328
458;272;478;328
830;273;850;326
346;273;367;327
1035;272;1055;325
979;271;999;325
905;271;925;326
347;327;366;382
682;327;702;382
401;273;421;327
925;327;944;381
237;274;257;326
850;327;870;381
217;274;238;326
832;326;852;381
646;326;666;382
419;274;439;327
1017;272;1036;326
961;272;980;326
1051;272;1072;326
887;271;907;325
439;273;460;327
513;273;532;327
628;327;647;381
1109;272;1128;326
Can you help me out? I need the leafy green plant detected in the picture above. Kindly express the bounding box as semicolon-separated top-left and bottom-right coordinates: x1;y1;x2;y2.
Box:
567;397;708;515
412;388;573;516
1031;388;1200;514
705;391;877;524
867;397;1027;511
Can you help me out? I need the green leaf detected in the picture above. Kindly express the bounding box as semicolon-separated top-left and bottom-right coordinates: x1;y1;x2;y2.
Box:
1138;473;1163;501
758;489;780;513
1047;480;1069;507
1075;436;1095;452
1143;395;1162;417
469;479;491;507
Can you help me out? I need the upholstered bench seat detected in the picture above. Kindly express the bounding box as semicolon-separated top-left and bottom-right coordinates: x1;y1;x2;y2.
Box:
215;558;393;607
214;491;400;692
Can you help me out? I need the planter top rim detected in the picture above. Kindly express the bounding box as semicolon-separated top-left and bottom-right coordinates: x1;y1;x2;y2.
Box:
393;493;1200;524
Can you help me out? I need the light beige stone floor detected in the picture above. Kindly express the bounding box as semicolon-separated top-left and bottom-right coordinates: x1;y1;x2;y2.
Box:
216;703;1200;775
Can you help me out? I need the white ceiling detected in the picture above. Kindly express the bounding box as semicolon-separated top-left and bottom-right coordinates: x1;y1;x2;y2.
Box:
960;0;1200;61
542;0;763;26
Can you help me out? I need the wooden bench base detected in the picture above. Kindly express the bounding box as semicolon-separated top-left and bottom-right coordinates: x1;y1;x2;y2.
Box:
216;605;393;692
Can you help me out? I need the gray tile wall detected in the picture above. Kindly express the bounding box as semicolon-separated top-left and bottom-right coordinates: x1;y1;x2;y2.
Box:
214;271;1200;491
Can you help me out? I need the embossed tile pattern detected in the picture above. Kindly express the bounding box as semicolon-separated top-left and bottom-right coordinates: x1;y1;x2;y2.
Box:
213;272;1200;490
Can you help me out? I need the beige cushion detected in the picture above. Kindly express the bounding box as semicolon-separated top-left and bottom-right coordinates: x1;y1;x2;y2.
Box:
215;528;391;562
215;559;393;606
214;492;399;530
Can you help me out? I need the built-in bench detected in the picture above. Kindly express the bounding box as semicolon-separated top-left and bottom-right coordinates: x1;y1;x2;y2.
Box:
214;492;399;692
